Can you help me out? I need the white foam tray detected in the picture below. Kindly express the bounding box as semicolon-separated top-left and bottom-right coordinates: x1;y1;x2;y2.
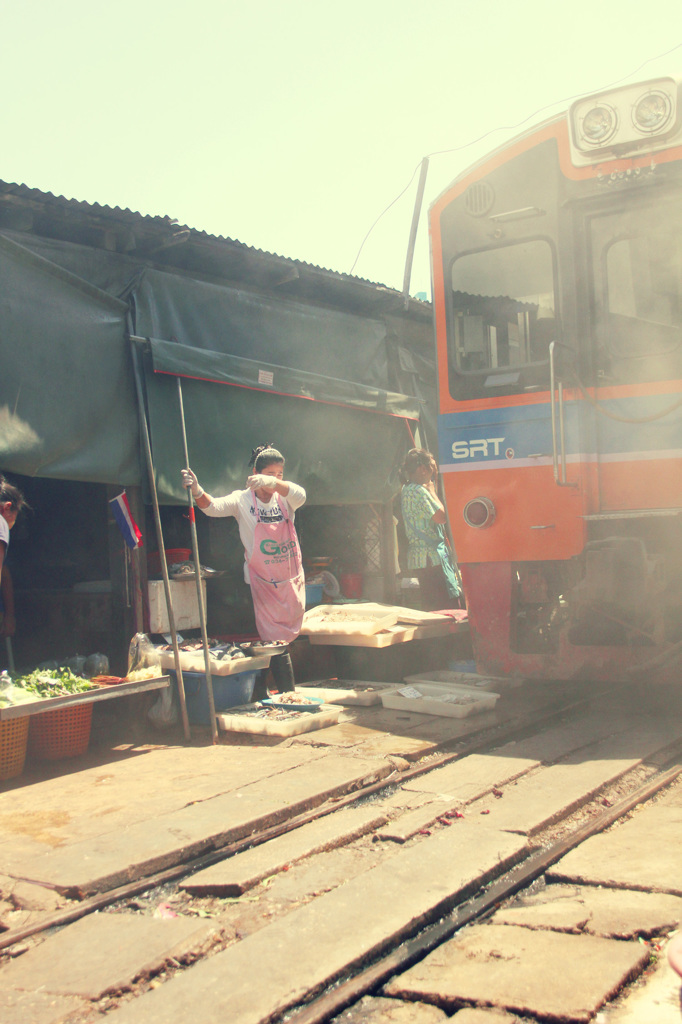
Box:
297;679;395;706
217;702;342;736
380;682;500;719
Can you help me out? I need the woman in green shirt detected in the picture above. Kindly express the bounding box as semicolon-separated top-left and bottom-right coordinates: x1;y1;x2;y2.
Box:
400;449;462;611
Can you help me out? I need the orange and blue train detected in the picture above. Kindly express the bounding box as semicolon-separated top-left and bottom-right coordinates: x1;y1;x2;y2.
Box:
430;76;682;681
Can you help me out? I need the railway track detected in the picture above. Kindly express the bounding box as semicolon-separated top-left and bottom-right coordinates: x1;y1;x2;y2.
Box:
286;761;682;1024
2;680;681;1023
0;677;611;949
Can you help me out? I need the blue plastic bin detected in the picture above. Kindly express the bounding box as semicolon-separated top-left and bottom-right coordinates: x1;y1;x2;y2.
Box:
305;582;324;607
170;669;258;726
448;660;477;674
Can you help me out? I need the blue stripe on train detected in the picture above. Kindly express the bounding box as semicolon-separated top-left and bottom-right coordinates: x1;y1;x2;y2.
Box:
437;393;681;466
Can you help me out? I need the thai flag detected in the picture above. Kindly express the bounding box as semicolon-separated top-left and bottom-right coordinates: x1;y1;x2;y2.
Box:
109;491;143;549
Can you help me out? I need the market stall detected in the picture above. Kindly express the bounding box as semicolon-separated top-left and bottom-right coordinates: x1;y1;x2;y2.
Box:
0;672;170;779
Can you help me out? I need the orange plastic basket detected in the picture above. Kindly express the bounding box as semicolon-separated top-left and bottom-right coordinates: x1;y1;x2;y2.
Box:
0;716;30;780
28;703;93;760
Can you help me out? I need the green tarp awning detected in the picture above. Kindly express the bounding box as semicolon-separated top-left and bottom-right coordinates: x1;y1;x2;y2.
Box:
0;233;141;484
148;336;420;420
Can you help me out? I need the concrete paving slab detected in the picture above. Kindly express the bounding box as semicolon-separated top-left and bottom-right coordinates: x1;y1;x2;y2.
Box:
548;802;682;895
0;743;325;855
330;995;449;1022
11;754;391;895
181;804;388;895
446;1011;521;1023
0;988;84;1024
376;798;464;842
263;844;390;905
383;923;649;1022
0;874;67;931
467;761;635;836
291;716;438;759
493;883;682;937
392;711;501;747
101;825;529;1024
0;912;216;999
653;779;682;807
498;710;645;765
606;944;682;1023
375;788;436;815
403;750;539;802
468;724;676;836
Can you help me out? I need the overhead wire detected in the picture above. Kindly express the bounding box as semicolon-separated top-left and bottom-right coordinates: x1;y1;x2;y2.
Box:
349;40;682;277
348;161;421;276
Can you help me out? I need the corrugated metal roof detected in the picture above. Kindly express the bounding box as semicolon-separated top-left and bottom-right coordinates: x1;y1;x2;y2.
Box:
0;179;429;308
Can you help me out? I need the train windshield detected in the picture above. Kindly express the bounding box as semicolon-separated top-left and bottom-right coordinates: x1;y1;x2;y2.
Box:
448;239;555;398
590;197;682;384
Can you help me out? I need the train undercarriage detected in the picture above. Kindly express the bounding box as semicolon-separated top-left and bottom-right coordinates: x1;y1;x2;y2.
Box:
461;513;682;681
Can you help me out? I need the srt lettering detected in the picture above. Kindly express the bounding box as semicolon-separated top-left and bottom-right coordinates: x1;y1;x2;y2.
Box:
451;438;505;459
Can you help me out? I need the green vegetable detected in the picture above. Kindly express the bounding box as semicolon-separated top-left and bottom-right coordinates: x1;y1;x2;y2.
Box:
14;667;95;698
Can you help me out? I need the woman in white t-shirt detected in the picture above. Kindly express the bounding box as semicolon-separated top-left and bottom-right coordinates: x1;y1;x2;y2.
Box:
181;445;306;692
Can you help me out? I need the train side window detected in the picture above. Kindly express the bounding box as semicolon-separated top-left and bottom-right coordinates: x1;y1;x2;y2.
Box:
448;239;556;399
592;203;682;384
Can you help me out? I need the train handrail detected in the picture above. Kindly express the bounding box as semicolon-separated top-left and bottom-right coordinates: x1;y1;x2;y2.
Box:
549;341;576;487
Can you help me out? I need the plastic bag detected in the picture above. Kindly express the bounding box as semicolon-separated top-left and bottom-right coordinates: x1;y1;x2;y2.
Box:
147;685;179;729
65;654;87;675
127;633;160;676
84;652;110;678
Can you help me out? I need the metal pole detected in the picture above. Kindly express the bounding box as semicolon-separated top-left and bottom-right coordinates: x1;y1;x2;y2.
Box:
176;376;218;743
5;637;15;674
401;156;430;310
129;337;191;741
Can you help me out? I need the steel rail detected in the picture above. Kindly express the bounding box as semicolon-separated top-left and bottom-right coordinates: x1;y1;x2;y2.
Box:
0;681;616;953
282;761;682;1024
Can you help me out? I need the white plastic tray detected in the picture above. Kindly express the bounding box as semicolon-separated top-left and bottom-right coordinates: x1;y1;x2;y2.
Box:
380;682;500;719
216;702;342;736
403;670;515;691
301;603;398;636
156;649;271;676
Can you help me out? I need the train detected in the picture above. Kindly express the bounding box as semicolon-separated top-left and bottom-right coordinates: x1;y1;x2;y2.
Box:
430;75;682;681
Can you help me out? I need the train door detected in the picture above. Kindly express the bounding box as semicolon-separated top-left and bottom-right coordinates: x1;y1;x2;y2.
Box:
585;193;682;514
570;191;682;648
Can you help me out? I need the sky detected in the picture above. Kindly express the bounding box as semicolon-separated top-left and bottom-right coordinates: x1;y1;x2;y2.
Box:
1;1;681;298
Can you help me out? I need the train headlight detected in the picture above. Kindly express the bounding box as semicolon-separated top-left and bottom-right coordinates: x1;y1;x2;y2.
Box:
463;497;496;529
581;104;618;145
632;90;672;134
568;77;680;163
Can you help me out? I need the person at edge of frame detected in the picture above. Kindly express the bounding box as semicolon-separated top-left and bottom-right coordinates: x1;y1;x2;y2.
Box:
0;475;27;663
399;447;463;612
181;444;305;695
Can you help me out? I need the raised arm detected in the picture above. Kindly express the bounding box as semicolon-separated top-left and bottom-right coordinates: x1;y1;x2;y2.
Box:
246;474;292;497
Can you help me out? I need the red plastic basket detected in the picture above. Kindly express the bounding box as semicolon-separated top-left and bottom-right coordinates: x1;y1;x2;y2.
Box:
0;717;29;780
148;548;192;574
28;703;93;760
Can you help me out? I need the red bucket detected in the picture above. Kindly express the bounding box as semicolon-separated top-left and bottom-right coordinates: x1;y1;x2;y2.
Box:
340;573;363;599
148;548;192;574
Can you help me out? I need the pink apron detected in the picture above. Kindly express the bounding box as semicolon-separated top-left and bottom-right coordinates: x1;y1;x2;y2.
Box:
247;491;305;643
